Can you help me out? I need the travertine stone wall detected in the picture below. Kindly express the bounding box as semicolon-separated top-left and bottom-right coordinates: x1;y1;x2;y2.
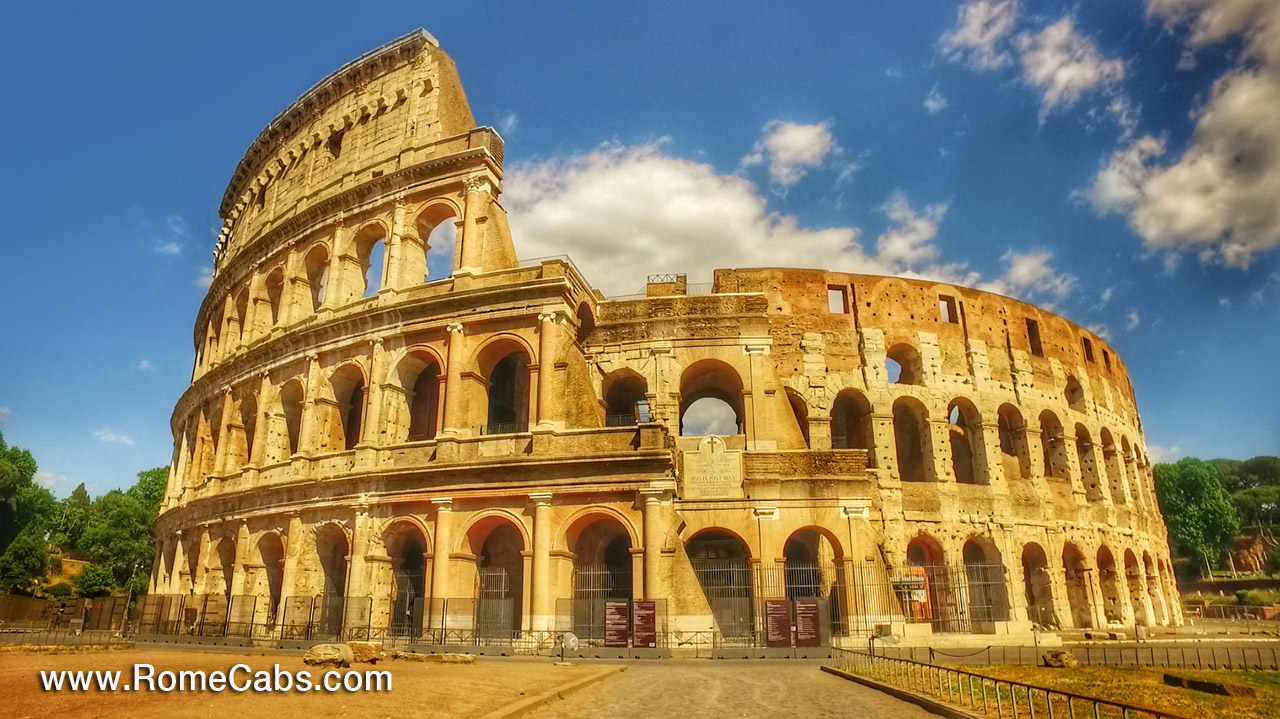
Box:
152;31;1179;642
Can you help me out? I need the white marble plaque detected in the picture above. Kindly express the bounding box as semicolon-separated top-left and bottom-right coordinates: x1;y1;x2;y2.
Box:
681;436;743;499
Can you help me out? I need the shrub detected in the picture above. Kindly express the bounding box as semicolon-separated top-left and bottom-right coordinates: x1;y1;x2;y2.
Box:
44;582;73;599
74;563;115;598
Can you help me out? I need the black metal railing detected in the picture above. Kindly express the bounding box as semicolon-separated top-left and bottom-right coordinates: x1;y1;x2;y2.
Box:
829;648;1192;719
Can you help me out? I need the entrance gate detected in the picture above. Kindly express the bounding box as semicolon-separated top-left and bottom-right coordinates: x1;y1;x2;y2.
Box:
389;571;424;638
571;564;633;644
475;567;515;643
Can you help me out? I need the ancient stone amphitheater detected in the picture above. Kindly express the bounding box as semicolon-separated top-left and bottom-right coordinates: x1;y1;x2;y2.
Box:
148;30;1179;653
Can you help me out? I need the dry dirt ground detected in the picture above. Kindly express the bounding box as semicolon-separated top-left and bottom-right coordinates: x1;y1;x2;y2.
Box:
526;660;941;719
2;647;599;719
968;664;1280;719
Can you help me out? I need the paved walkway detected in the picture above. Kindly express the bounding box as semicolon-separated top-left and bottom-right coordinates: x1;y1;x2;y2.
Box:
527;660;940;718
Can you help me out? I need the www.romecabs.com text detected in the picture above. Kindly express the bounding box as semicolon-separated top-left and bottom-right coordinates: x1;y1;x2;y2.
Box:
40;663;392;693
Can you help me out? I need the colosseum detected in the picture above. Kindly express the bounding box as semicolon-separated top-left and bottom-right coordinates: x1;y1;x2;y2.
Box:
147;30;1180;654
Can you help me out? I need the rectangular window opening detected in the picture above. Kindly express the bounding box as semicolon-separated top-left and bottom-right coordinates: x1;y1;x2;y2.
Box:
1083;338;1095;363
1026;318;1043;357
827;286;849;314
939;295;959;324
1102;349;1111;371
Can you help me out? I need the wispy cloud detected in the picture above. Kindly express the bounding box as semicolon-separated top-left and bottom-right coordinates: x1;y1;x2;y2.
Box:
924;86;949;114
35;471;74;491
1147;444;1185;464
1125;308;1140;331
136;359;154;372
197;267;214;288
92;429;134;446
940;0;1020;70
495;110;518;136
0;407;10;424
154;241;182;256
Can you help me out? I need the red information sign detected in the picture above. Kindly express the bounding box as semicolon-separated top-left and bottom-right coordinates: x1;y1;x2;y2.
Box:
794;599;821;647
604;601;630;647
632;601;657;648
764;600;791;648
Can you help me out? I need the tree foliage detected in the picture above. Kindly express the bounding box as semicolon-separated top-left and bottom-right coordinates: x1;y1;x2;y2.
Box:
0;430;54;553
1155;457;1240;572
0;526;51;595
74;563;115;598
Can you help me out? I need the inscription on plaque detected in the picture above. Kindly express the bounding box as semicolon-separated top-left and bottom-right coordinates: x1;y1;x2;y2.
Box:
794;599;821;647
604;601;630;647
764;600;791;648
681;436;744;500
632;601;657;648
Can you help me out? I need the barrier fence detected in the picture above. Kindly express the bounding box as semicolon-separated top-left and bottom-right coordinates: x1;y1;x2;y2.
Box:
876;643;1280;670
829;648;1193;719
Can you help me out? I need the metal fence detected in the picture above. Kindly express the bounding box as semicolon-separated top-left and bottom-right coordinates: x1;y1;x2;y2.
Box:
829;648;1192;719
690;560;1012;645
876;643;1280;670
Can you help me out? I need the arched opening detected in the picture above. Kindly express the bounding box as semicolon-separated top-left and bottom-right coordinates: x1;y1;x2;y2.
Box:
265;268;285;326
1062;543;1093;629
785;388;810;448
216;538;236;597
1100;429;1127;504
1021;543;1056;628
484;351;530;434
831;390;873;454
997;404;1031;479
679;360;745;436
279;380;305;457
314;524;349;635
1097;546;1122;624
1065;376;1085;412
354;224;387;298
1144;552;1166;624
1076;425;1105;502
416;205;458;282
256;533;285;623
303;245;329;312
962;539;1009;624
472;521;525;639
205;309;223;367
385;522;428;637
239;394;258;465
947;399;984;484
1123;549;1148;626
1121;437;1142;507
395;351;441;442
893;398;930;482
234;287;251;343
783;528;845;636
568;515;634;643
687;529;753;639
602;369;650;426
885;343;922;385
575;302;595;346
906;535;955;632
1039;410;1068;479
327;365;366;451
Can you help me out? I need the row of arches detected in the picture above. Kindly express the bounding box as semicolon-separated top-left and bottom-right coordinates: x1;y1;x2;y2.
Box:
1023;540;1174;629
199;203;459;374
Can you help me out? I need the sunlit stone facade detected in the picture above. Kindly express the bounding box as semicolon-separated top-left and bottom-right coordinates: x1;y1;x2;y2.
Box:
151;30;1179;647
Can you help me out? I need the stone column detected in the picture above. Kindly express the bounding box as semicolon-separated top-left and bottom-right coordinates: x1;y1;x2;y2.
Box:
384;200;408;292
249;372;272;466
535;310;562;430
168;531;186;595
530;493;553;631
213;390;235;476
322;221;351;311
362;338;387;446
247;263;269;339
429;498;453;629
279;513;303;605
640;488;669;600
229;520;251;596
297;354;322;455
458;177;491;273
347;505;371;601
440;323;466;435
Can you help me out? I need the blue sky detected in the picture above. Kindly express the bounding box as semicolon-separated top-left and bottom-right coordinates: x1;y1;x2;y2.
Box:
1;1;1277;496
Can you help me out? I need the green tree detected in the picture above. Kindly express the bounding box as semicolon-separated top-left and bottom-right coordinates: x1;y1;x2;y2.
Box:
79;489;154;591
126;467;168;516
58;483;92;551
1155;457;1241;577
0;526;51;595
1233;485;1280;530
1239;456;1280;490
74;563;115;597
0;430;40;552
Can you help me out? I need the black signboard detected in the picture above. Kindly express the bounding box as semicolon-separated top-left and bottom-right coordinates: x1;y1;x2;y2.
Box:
632;601;657;648
765;599;791;648
794;599;821;647
604;601;630;647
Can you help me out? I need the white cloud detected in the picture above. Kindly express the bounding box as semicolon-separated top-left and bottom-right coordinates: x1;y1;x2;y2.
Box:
1087;323;1113;341
980;248;1078;302
741;120;838;187
924;86;949;113
1084;0;1280;268
136;359;154;372
877;192;948;266
940;0;1021;70
1219;296;1232;308
92;429;134;446
1147;444;1185;463
496;110;518;136
1100;287;1114;305
505;141;1078;306
197;266;214;289
681;397;740;436
1126;308;1141;331
1014;17;1125;123
35;471;73;490
155;241;182;256
0;407;10;423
